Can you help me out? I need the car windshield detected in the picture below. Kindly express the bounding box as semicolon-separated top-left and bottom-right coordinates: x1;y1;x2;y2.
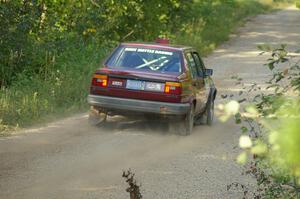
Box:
106;46;182;73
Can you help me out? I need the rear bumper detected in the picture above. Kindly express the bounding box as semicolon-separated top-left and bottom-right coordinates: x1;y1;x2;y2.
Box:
87;95;190;115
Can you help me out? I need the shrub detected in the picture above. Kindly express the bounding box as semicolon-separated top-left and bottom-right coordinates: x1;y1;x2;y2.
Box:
220;45;300;198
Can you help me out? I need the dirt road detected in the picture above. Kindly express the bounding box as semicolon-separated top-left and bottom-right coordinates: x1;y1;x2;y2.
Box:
1;6;299;199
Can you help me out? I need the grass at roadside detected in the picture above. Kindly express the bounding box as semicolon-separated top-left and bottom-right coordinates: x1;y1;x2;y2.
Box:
0;43;112;133
0;0;292;135
175;0;292;55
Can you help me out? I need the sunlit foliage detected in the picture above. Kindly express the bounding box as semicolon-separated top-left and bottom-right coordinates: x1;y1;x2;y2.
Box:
296;0;300;8
219;45;300;197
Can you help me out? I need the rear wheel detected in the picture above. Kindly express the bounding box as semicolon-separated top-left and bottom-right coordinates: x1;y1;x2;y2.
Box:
88;106;107;126
170;106;194;136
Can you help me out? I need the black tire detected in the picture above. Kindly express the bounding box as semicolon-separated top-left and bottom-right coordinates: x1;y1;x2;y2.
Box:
173;106;195;136
88;107;107;126
206;97;214;126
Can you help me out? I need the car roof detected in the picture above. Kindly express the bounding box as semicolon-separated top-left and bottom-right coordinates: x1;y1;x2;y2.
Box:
121;42;193;51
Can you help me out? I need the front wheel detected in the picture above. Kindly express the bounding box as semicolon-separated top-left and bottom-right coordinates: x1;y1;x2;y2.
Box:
194;97;215;126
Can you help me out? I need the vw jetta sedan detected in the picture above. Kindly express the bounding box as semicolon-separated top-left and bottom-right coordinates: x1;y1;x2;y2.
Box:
88;40;217;135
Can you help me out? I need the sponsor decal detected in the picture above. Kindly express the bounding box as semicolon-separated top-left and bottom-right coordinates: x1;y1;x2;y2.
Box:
124;48;173;56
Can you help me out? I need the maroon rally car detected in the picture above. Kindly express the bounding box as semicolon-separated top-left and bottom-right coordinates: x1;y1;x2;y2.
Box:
87;41;217;135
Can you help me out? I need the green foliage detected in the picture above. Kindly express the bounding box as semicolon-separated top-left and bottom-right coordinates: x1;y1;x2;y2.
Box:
176;0;270;54
220;45;300;198
296;0;300;8
252;45;300;196
0;0;193;86
0;42;111;128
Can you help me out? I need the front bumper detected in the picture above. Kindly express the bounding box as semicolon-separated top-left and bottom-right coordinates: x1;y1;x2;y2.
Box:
87;95;190;115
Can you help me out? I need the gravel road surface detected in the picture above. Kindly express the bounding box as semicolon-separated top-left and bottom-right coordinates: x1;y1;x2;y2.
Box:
0;6;299;199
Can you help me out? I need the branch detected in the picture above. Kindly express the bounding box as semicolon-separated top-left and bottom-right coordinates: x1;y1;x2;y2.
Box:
122;30;134;41
90;0;100;8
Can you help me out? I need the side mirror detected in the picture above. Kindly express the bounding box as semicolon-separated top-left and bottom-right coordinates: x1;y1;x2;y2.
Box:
204;69;213;77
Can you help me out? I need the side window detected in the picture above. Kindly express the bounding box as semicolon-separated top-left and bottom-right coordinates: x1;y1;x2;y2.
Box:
185;52;198;79
192;52;204;77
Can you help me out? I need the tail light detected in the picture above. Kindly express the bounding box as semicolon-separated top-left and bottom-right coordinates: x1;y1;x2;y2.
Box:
165;82;181;95
92;74;108;87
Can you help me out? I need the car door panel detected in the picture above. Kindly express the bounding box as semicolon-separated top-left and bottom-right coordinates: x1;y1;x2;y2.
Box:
192;52;210;112
184;52;203;114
